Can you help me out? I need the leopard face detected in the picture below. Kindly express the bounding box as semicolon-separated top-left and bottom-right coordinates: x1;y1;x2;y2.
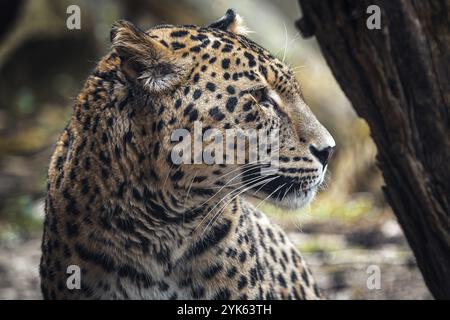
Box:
109;9;335;214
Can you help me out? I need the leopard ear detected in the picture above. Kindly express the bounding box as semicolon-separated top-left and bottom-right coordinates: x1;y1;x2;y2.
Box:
208;9;251;35
111;20;186;92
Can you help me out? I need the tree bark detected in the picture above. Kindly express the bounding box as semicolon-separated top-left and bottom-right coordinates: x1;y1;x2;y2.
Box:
297;0;450;299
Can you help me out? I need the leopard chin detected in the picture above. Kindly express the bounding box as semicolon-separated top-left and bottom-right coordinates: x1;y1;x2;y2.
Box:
268;169;326;211
241;164;326;211
247;184;318;212
270;187;318;211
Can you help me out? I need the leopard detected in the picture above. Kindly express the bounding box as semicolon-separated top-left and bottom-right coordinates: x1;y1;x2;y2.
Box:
40;9;335;300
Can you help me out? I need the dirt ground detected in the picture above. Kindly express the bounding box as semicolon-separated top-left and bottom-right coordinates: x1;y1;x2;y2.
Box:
0;216;432;300
0;237;41;299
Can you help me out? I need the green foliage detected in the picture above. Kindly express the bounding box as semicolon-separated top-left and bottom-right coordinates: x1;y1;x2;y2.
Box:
0;196;43;241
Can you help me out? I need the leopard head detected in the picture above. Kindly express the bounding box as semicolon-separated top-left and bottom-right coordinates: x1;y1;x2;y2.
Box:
108;9;335;213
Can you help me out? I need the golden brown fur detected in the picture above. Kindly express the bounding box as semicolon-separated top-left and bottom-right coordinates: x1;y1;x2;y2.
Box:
40;9;335;300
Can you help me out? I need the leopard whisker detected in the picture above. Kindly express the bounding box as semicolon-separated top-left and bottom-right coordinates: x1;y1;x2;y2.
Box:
194;174;275;232
254;182;286;210
200;176;280;235
190;155;280;210
280;182;294;203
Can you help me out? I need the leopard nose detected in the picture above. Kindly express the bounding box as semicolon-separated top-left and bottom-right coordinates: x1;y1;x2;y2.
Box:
309;145;335;167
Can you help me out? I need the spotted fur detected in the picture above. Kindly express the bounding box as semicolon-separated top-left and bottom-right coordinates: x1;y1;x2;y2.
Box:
40;9;335;300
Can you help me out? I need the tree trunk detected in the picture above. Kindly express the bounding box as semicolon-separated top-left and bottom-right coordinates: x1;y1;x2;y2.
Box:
297;0;450;299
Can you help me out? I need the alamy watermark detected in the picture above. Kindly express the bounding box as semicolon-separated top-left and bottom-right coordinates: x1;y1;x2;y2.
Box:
66;265;81;290
366;265;381;290
366;5;381;30
66;5;81;30
170;121;279;175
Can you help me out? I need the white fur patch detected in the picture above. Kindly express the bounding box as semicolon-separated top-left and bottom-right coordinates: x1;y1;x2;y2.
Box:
230;14;253;36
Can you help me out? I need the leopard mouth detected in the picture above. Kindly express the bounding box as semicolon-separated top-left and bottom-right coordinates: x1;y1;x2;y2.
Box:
241;165;322;210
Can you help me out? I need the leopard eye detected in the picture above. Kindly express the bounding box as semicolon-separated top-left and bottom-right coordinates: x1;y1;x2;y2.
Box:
257;88;276;107
248;87;264;101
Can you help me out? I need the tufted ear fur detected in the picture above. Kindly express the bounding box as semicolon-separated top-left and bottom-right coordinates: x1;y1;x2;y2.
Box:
111;20;186;92
208;9;251;35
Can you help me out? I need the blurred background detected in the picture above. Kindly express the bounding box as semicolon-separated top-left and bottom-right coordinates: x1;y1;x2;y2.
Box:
0;0;431;299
